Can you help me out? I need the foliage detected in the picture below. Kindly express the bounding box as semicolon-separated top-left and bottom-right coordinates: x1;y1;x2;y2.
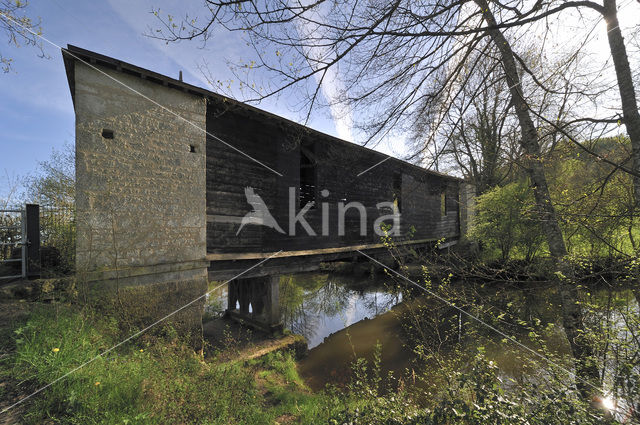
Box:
0;210;21;266
0;145;76;275
24;143;75;209
327;344;604;424
471;181;546;261
24;143;76;275
280;273;360;337
39;206;76;275
547;137;638;257
470;137;638;261
369;257;632;424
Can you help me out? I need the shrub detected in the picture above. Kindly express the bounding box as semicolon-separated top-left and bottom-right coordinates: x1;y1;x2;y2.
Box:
471;181;546;261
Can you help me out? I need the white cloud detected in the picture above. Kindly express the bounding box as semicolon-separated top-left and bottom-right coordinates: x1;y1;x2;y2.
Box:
106;0;229;88
319;67;354;142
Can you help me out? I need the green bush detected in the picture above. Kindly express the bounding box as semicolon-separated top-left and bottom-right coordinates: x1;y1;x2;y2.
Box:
328;348;602;425
471;181;546;261
547;137;637;256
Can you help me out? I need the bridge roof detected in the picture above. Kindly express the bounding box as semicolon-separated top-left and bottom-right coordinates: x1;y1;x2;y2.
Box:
62;44;462;182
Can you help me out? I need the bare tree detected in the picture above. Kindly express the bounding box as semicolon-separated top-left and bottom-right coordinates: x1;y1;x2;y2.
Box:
414;43;518;194
152;0;640;400
0;0;45;72
0;170;21;210
152;0;640;203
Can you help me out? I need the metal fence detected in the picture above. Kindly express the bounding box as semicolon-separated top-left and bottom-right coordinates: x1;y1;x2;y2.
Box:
0;209;26;280
0;204;76;282
40;205;76;275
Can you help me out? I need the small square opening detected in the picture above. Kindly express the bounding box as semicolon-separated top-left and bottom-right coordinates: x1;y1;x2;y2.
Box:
102;129;114;139
189;145;196;153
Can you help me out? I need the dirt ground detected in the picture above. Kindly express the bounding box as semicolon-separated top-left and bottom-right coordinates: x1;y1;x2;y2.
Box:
202;317;307;362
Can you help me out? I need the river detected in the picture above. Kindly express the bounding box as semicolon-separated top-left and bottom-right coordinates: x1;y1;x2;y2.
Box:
206;268;639;415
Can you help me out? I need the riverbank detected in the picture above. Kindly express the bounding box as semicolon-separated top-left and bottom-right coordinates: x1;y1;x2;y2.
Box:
0;301;340;424
202;316;307;362
0;273;621;424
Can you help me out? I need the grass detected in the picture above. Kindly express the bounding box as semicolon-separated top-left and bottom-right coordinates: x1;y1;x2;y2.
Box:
0;303;340;424
0;300;605;424
248;352;340;423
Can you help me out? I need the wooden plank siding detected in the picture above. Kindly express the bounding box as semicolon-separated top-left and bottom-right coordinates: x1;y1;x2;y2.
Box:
206;98;461;254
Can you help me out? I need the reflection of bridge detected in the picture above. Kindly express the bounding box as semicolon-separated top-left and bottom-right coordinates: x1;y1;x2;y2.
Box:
63;45;475;333
212;241;436;332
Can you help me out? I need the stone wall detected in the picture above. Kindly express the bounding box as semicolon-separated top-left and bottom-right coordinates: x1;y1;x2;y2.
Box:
71;60;208;334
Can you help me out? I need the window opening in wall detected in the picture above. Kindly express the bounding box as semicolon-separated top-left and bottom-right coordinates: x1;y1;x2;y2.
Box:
441;190;448;217
299;148;317;209
339;190;348;203
393;172;402;213
101;129;114;139
189;144;196;153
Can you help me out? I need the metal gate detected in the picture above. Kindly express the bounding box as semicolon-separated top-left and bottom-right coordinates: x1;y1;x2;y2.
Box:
0;208;26;281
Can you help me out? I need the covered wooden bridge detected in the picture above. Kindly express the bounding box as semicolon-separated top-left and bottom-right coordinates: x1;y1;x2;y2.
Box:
62;45;474;332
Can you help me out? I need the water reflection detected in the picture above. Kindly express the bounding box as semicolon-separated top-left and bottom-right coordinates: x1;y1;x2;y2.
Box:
203;272;402;345
204;281;228;319
296;273;639;414
204;270;640;419
280;273;402;348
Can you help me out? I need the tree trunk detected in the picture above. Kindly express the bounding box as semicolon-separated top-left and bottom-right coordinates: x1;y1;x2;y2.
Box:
602;0;640;237
474;0;600;400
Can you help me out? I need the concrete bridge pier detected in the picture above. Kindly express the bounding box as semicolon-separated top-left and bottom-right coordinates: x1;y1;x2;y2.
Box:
226;275;283;334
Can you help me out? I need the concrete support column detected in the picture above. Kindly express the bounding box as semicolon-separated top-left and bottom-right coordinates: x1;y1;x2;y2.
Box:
226;274;282;333
264;275;280;326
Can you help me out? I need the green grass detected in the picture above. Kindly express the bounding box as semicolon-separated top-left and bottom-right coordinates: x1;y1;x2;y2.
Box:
247;352;341;423
1;303;337;424
1;302;606;424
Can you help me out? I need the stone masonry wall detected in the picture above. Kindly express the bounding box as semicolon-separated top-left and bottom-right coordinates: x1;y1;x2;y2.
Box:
72;60;208;334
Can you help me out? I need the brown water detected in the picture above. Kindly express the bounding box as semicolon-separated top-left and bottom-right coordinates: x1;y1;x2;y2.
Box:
283;272;640;401
276;272;558;390
297;301;412;390
206;271;639;410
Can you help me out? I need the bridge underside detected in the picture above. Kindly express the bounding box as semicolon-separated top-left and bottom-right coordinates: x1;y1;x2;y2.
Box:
207;237;455;280
211;238;456;333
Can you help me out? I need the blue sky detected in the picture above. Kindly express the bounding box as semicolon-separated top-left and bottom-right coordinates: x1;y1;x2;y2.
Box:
1;1;637;201
0;0;363;198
